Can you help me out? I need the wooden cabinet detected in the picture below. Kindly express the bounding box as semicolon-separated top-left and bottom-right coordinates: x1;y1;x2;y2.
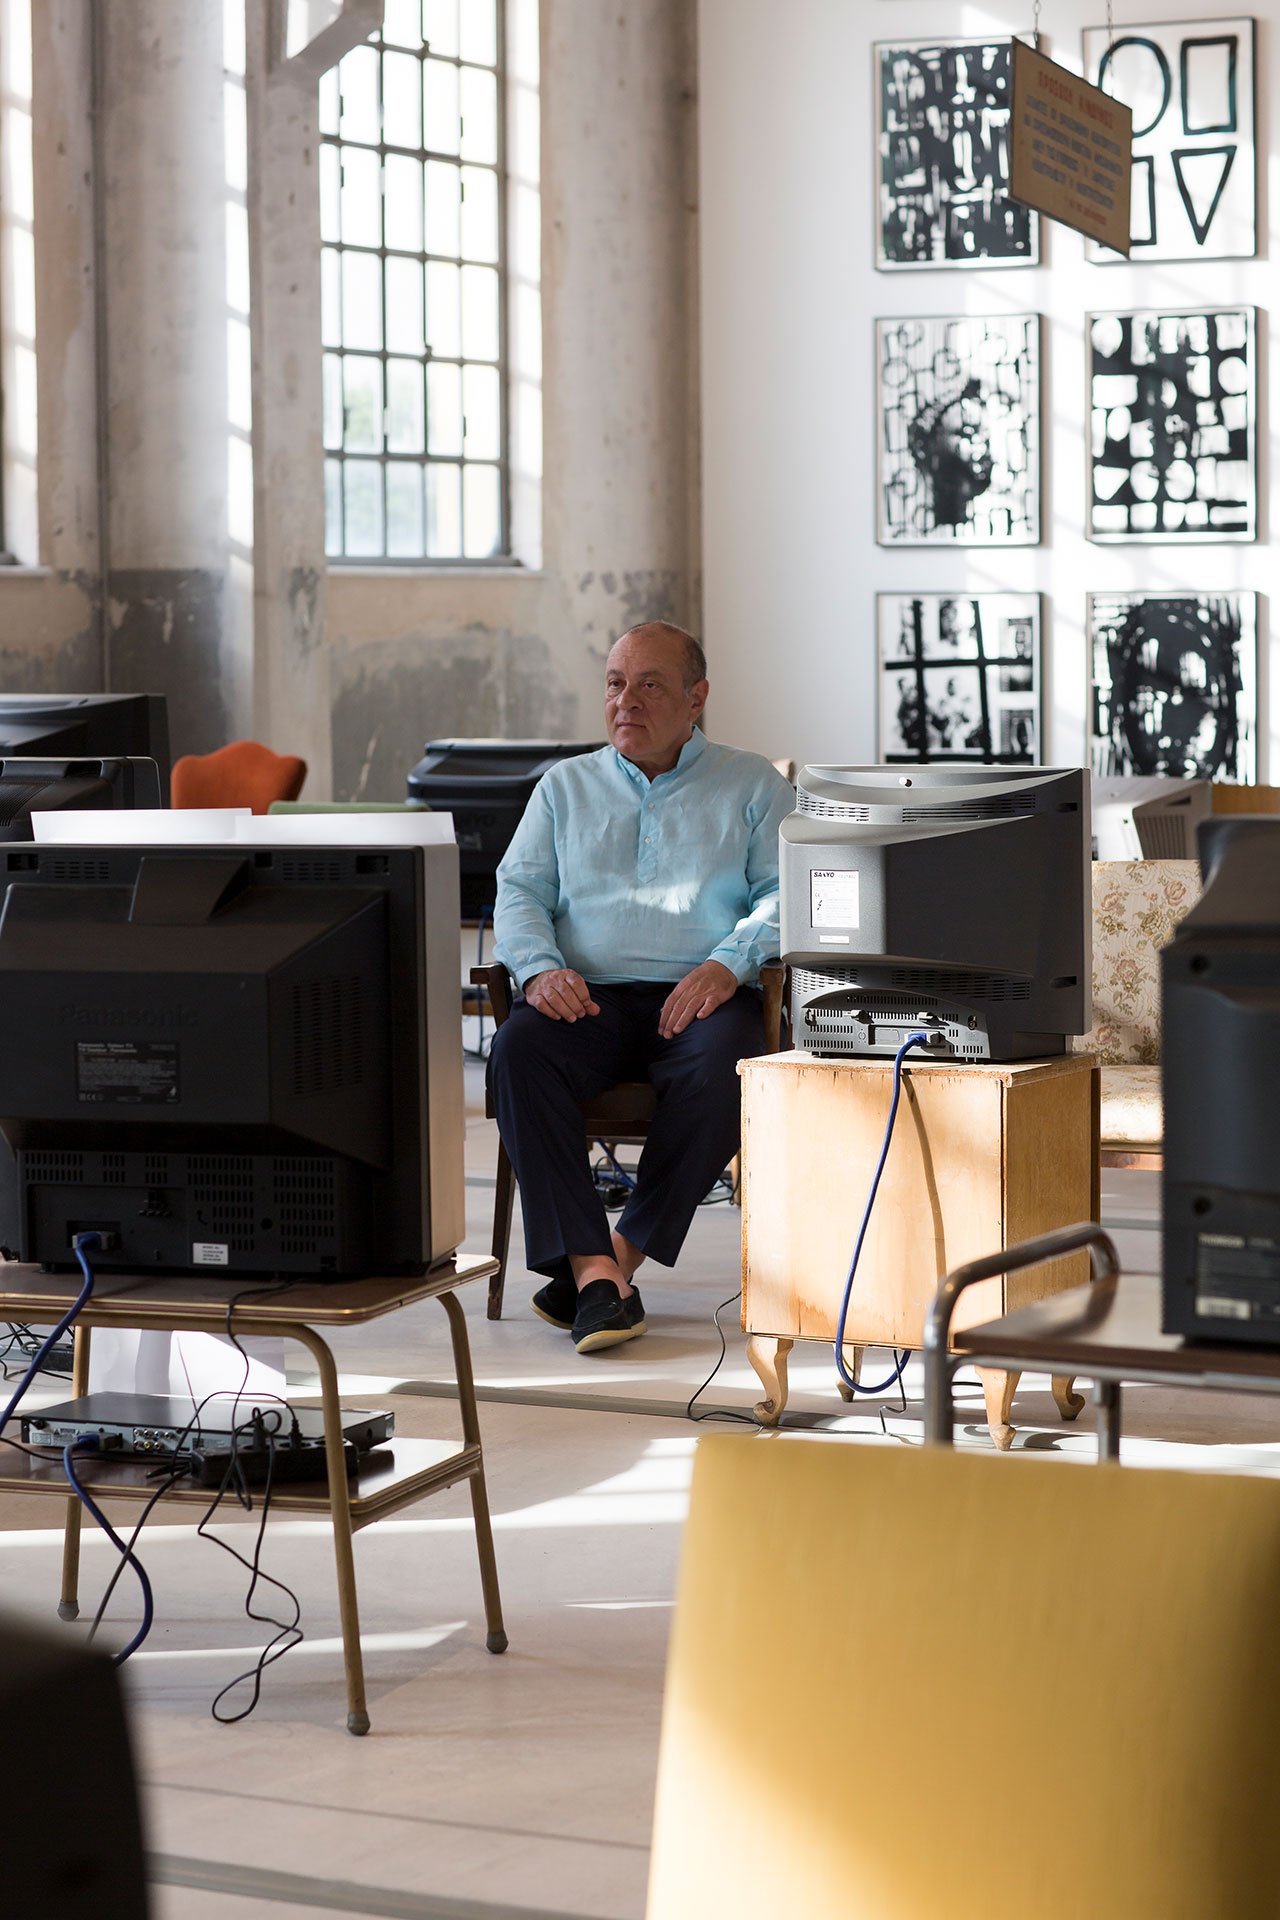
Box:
739;1050;1099;1446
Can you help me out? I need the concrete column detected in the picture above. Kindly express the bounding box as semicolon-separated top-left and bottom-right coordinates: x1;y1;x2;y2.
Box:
0;0;100;688
100;0;250;756
540;0;701;674
245;0;333;793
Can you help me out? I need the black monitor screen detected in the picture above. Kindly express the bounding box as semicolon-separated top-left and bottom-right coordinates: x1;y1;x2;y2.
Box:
0;841;464;1277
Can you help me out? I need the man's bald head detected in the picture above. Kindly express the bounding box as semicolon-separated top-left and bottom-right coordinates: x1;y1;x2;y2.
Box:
613;622;706;692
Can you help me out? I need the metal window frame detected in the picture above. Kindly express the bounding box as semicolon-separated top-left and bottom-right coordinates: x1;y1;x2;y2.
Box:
321;1;512;566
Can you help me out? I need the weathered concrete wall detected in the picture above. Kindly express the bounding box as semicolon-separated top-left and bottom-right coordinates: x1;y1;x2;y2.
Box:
328;572;578;799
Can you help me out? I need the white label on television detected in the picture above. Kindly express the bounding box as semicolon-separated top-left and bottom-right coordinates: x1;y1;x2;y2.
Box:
192;1242;229;1266
1196;1294;1251;1321
810;869;859;928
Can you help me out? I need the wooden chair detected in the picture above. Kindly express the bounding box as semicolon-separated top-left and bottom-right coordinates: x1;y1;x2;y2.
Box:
171;739;307;814
647;1434;1280;1920
470;961;789;1319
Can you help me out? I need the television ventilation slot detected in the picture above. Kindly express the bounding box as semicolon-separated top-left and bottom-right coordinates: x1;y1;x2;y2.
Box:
900;795;1036;822
1142;819;1187;859
49;859;112;883
889;967;1030;1003
272;1158;337;1186
793;967;861;995
281;856;345;883
797;796;872;821
100;1152;127;1186
273;1158;337;1253
188;1154;253;1177
25;1150;86;1180
291;976;365;1097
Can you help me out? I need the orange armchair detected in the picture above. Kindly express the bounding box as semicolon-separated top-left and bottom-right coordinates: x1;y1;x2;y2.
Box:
170;740;307;815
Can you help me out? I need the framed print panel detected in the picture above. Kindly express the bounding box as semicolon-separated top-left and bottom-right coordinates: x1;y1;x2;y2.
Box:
1083;17;1256;261
878;314;1040;546
1089;590;1257;779
1088;307;1255;543
876;36;1039;268
878;592;1041;763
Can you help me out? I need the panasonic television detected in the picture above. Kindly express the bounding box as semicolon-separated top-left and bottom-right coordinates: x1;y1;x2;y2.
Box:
780;765;1090;1062
0;840;464;1277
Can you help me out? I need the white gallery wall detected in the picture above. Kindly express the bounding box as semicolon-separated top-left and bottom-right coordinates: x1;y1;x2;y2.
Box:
698;0;1275;774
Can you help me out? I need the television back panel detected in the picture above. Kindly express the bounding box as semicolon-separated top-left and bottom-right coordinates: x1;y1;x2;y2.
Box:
0;841;464;1278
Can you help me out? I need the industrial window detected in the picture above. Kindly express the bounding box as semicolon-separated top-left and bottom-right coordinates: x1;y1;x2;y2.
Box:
320;0;507;562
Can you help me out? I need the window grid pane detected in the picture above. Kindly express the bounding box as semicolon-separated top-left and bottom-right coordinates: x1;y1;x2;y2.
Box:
320;1;508;563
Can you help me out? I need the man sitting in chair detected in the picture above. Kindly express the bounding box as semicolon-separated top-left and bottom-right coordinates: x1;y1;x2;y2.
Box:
488;621;794;1354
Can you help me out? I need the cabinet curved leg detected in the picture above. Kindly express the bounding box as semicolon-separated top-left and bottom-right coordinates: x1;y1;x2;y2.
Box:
1051;1373;1086;1422
747;1335;792;1428
836;1345;862;1402
977;1366;1020;1452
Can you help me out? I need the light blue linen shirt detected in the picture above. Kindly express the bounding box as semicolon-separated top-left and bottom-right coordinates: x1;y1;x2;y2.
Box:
493;732;794;990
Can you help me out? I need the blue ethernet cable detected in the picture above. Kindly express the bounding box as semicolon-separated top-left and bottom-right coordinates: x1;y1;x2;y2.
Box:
0;1231;102;1436
62;1435;156;1663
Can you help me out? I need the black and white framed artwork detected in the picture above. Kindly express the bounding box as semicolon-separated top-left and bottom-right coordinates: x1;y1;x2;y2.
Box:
877;314;1040;546
1090;591;1257;779
1083;17;1256;260
876;37;1038;269
878;593;1041;763
1088;308;1255;543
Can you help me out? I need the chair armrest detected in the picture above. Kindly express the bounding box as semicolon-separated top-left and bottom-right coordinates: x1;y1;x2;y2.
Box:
470;964;513;1026
759;961;789;1054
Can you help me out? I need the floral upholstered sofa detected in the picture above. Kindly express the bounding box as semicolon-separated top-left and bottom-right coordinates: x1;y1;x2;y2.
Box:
1072;859;1201;1167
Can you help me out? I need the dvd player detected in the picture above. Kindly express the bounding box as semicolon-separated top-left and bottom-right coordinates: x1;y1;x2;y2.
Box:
21;1392;394;1459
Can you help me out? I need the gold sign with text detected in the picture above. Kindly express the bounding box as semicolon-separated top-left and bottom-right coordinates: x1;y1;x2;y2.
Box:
1009;39;1133;253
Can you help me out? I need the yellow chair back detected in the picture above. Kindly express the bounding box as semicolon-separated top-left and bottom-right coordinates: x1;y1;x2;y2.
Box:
647;1435;1280;1920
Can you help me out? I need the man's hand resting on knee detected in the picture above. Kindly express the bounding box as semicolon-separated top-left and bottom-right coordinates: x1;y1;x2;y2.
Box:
524;968;600;1021
658;960;738;1038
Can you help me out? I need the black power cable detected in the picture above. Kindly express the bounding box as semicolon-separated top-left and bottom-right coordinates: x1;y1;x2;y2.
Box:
685;1291;757;1427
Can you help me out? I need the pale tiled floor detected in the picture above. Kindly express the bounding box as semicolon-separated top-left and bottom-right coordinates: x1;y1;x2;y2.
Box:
3;1055;1279;1918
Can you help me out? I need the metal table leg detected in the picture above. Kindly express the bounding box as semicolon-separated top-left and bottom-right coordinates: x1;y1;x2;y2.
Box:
58;1322;91;1620
293;1325;370;1735
1095;1379;1123;1463
924;1223;1121;1453
439;1289;507;1654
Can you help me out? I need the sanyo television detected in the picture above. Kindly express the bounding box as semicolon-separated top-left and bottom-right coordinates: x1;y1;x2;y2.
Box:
780;765;1090;1062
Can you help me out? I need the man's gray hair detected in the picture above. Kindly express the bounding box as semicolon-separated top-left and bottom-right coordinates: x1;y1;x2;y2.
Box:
615;621;707;690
